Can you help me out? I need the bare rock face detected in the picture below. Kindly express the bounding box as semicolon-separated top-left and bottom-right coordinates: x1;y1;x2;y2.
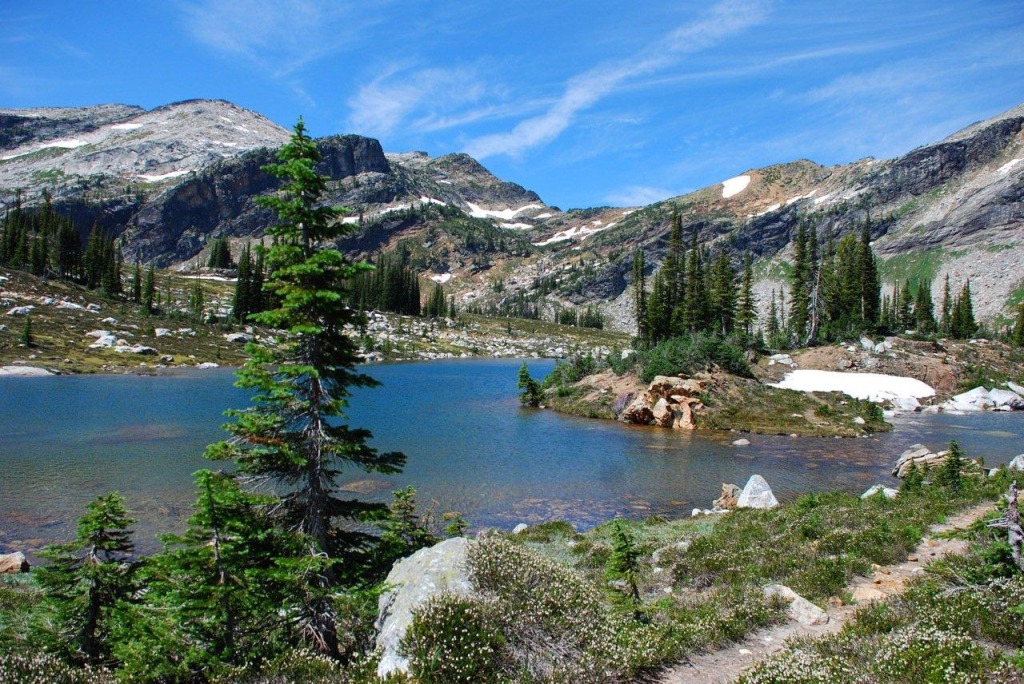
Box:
619;375;706;430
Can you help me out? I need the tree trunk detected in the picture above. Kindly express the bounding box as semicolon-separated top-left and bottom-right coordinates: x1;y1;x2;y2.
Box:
1009;481;1023;572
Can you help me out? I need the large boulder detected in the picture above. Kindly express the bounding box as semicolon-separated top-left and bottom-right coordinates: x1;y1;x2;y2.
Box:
1009;455;1024;472
375;537;473;678
764;584;829;626
945;387;995;412
989;388;1024;410
0;552;29;573
1007;381;1024;396
892;443;938;478
737;475;779;509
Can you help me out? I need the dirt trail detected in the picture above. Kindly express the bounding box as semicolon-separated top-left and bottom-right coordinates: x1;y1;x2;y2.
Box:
654;502;995;684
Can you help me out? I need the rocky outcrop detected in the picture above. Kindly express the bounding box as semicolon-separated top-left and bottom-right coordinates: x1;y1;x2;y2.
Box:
737;475;779;509
0;551;29;573
892;443;982;478
713;483;741;510
375;537;473;678
620;375;706;429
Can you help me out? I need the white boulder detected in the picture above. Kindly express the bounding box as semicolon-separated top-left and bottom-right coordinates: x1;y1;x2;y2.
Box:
732;438;751;446
512;523;528;534
737;475;779;509
154;328;172;337
0;552;29;573
989;388;1024;410
6;306;33;315
224;332;253;344
945;387;994;412
375;537;472;678
861;484;899;500
1009;455;1024;472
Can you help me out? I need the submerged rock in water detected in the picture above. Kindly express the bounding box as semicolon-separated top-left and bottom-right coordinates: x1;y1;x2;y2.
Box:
375;537;473;678
737;475;779;509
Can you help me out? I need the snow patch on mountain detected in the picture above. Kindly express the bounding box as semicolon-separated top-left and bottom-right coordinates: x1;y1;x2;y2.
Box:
466;202;543;220
721;175;750;198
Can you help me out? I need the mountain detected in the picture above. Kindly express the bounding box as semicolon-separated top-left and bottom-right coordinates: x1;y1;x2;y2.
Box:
1;99;1022;331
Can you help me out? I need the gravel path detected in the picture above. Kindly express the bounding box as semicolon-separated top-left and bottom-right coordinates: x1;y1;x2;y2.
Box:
654;501;996;684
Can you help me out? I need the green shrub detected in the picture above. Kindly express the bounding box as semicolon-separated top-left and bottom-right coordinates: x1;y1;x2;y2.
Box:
401;594;506;683
637;333;751;382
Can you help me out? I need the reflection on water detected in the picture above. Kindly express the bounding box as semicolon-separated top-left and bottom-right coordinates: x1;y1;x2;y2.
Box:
2;359;1023;558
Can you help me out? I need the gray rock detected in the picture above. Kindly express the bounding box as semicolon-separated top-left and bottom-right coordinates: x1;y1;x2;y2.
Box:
946;386;994;411
0;365;53;376
737;475;779;509
989;388;1024;410
512;523;528;534
6;306;34;315
375;537;473;678
764;584;829;626
853;416;866;425
1007;381;1024;396
732;438;751;446
1009;455;1024;472
224;332;253;344
861;484;899;500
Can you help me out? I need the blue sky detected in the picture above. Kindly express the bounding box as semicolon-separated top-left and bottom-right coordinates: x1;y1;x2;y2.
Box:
3;1;1023;208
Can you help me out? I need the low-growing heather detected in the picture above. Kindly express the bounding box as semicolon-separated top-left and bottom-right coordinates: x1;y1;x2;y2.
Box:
739;484;1024;684
401;594;507;683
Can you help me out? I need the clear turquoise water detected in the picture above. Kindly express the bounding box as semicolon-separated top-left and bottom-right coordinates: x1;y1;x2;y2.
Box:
2;358;1022;556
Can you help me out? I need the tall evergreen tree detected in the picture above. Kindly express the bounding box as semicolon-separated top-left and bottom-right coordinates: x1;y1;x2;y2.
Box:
857;222;880;325
940;274;953;334
914;279;936;332
36;493;136;665
950;280;977;339
210;119;405;657
1013;303;1024;348
632;249;647;340
737;251;756;336
142;264;156;314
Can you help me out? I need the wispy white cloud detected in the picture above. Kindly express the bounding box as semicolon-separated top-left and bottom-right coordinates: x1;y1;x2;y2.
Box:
346;64;542;139
604;185;683;207
178;0;381;99
464;0;771;159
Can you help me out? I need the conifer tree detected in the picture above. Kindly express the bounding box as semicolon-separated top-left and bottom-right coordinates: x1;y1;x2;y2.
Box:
632;249;647;340
914;279;936;332
517;361;543;407
940;274;953;334
901;460;924;494
789;223;810;340
36;493;136;664
123;471;291;675
131;264;142;303
767;289;779;337
937;440;966;493
210;119;405;657
608;520;642;618
737;251;756;336
1013;303;1024;348
20;314;33;347
142;264;156;314
950;280;977;339
189;277;205;322
858;222;880;325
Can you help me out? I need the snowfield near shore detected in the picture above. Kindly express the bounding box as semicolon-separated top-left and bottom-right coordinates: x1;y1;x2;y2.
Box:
770;370;935;403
